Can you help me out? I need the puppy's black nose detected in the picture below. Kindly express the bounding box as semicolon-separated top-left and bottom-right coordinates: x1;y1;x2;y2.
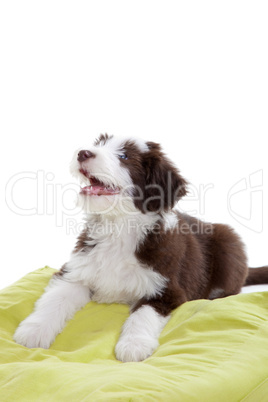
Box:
77;150;95;162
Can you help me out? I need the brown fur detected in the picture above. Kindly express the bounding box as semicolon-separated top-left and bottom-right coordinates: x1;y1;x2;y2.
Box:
55;228;95;277
132;213;250;316
70;135;268;317
244;267;268;286
119;140;187;212
73;228;95;254
115;138;267;316
94;133;112;147
54;263;68;278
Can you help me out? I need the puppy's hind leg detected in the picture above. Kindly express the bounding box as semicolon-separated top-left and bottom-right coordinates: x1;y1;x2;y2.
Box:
14;275;91;349
208;224;248;300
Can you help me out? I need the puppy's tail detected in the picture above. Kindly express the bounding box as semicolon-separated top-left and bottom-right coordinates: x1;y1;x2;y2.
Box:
244;266;268;286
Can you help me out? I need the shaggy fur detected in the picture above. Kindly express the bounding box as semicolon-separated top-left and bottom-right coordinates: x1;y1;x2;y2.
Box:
14;134;268;362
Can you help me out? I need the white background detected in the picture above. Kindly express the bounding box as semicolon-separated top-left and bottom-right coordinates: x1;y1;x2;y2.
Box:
0;1;267;292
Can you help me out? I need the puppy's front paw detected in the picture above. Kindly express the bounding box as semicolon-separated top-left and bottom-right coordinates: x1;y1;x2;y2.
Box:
115;336;158;362
14;319;53;349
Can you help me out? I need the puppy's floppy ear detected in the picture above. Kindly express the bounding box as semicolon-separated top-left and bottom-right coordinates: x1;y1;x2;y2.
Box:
142;141;188;212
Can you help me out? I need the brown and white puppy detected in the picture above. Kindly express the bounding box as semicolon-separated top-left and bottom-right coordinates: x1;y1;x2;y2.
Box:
14;134;268;362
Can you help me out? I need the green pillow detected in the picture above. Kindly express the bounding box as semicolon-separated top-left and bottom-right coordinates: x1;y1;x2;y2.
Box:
1;267;268;401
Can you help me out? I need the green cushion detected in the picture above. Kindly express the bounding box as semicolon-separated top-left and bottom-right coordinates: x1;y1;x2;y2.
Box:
1;267;268;401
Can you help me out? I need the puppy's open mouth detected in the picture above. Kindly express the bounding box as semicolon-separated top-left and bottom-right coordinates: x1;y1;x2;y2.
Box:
79;169;120;196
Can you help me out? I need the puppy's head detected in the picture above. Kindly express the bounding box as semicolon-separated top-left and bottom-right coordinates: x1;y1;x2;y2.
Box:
71;134;187;215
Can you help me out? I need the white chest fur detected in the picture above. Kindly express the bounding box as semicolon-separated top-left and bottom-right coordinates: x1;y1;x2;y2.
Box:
64;214;168;305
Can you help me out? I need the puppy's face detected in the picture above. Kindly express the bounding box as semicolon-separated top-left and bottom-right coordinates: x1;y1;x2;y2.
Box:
71;134;187;215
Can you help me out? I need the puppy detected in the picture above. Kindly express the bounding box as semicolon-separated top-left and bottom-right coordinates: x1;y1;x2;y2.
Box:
14;134;268;362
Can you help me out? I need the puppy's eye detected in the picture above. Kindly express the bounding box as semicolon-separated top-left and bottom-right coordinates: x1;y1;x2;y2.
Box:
118;153;128;160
